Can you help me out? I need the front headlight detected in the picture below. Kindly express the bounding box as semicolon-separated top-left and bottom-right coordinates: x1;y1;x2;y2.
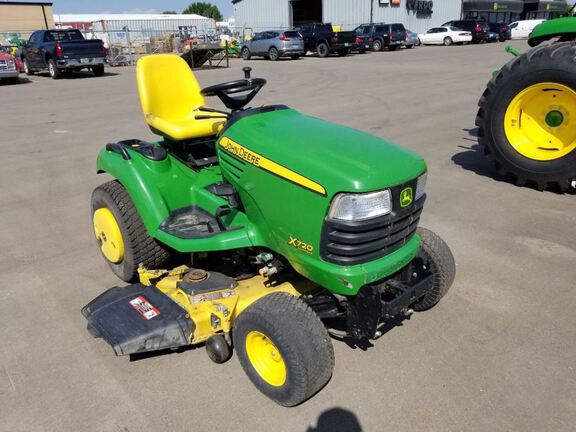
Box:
415;173;427;201
328;190;392;221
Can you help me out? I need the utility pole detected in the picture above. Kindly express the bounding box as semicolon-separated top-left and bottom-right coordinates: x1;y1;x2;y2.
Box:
370;0;374;24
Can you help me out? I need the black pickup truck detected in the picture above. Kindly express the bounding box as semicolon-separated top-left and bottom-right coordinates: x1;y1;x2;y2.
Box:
21;29;106;79
294;23;357;57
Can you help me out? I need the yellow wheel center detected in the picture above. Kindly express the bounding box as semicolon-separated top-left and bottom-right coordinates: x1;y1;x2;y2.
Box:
93;208;124;263
504;82;576;161
245;331;286;387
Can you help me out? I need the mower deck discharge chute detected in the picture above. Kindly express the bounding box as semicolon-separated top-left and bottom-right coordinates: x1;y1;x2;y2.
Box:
86;54;455;406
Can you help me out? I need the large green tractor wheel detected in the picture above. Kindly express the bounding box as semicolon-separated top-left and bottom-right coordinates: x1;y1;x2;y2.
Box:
91;180;173;282
233;292;334;406
476;42;576;191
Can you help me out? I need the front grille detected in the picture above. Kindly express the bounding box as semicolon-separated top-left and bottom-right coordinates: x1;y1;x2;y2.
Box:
320;181;425;265
0;59;16;72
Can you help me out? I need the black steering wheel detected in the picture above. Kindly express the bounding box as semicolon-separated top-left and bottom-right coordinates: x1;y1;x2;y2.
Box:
201;67;266;111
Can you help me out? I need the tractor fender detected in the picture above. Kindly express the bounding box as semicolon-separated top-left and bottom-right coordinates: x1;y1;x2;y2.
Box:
96;148;170;236
528;17;576;46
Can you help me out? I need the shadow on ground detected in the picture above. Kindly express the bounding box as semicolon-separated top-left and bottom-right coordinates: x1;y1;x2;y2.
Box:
307;408;362;432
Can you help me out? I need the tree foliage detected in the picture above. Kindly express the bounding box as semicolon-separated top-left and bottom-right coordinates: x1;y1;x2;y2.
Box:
182;2;223;21
162;10;177;14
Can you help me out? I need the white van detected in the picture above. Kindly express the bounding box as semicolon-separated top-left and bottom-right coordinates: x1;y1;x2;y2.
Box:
508;19;546;39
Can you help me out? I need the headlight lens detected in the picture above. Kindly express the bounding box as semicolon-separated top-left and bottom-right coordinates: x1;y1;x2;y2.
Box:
415;173;427;201
328;190;392;221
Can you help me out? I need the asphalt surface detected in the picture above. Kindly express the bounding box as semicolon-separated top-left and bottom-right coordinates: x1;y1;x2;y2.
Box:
1;40;575;432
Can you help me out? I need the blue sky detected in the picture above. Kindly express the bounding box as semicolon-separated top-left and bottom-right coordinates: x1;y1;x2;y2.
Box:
51;0;234;18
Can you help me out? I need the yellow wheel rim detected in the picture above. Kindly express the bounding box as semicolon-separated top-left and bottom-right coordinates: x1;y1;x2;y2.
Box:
504;82;576;161
93;208;124;263
245;331;287;387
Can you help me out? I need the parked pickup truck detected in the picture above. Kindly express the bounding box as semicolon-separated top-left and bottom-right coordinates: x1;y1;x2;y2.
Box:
294;23;357;57
0;51;20;84
354;23;407;51
21;29;106;79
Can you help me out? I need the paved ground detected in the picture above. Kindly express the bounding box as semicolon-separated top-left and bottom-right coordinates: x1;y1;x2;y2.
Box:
1;40;575;432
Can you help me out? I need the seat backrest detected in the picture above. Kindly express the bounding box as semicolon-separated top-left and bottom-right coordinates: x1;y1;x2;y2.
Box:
136;54;206;123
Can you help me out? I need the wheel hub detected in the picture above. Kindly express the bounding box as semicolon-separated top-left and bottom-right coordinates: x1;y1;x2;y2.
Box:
245;331;286;386
504;82;576;161
93;208;124;263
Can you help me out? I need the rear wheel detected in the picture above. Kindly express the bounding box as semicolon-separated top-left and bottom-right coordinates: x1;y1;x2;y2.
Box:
443;37;453;46
93;64;105;76
233;292;334;406
268;47;279;61
23;58;34;75
476;42;576;191
48;59;61;79
316;42;329;58
373;39;383;51
91;181;173;282
412;228;456;312
241;47;251;60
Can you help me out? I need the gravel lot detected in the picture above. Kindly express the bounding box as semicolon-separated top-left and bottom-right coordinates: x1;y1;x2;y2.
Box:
1;40;575;432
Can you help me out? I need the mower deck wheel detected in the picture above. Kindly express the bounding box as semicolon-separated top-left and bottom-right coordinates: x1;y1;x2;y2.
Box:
412;227;456;311
91;180;173;282
233;292;334;406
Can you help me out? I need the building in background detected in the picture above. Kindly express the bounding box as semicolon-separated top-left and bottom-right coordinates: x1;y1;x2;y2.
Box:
232;0;462;33
462;0;568;23
0;1;54;43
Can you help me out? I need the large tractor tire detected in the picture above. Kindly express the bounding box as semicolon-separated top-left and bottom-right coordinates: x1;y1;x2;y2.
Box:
412;227;456;312
233;292;334;406
476;42;576;191
91;180;173;282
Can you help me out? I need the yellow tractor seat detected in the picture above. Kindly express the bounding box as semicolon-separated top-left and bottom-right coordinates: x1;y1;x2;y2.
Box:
136;54;225;141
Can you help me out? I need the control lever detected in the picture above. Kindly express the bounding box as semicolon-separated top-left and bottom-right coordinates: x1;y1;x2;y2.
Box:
215;206;232;231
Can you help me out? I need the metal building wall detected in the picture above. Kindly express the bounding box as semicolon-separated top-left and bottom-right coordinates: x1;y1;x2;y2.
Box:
233;0;291;31
323;0;463;34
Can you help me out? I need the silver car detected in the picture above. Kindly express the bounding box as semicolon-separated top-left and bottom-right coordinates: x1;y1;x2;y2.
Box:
241;30;305;61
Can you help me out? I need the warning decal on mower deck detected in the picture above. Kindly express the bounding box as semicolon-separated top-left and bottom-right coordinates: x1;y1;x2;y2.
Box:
129;296;160;320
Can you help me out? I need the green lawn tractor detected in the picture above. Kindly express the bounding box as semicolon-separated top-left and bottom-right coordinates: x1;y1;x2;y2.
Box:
84;54;455;406
476;17;576;191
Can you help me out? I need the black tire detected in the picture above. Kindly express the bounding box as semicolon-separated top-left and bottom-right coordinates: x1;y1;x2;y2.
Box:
358;49;366;54
268;47;279;61
233;292;334;407
337;48;350;57
476;42;576;191
443;37;453;46
241;47;251;60
412;228;455;312
93;64;105;76
373;39;383;51
316;42;329;58
290;54;300;60
91;180;173;282
48;59;61;79
23;58;34;75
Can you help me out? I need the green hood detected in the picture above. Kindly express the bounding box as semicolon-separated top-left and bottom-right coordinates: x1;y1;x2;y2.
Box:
224;108;426;196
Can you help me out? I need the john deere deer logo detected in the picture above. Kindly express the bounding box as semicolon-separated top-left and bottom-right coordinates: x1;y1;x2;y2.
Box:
400;187;413;207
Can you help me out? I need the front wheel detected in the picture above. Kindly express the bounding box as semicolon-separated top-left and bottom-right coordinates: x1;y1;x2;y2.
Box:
316;42;329;58
241;47;251;60
443;37;453;46
268;47;279;61
92;64;105;76
412;227;456;312
234;293;334;406
373;39;383;51
48;59;61;79
23;58;34;75
91;181;173;282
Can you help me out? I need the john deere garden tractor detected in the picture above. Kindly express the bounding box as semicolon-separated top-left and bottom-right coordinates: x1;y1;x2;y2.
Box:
84;54;455;406
476;17;576;191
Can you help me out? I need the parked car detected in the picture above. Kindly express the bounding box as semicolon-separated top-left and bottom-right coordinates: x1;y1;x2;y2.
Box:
488;22;511;42
295;23;357;57
418;26;472;46
508;19;546;39
486;31;499;42
442;20;489;43
241;30;305;61
353;23;407;51
0;51;20;84
405;30;419;48
21;29;106;79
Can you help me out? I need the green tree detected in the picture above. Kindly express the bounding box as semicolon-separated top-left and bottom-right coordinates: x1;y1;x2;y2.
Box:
162;10;177;14
182;2;223;21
